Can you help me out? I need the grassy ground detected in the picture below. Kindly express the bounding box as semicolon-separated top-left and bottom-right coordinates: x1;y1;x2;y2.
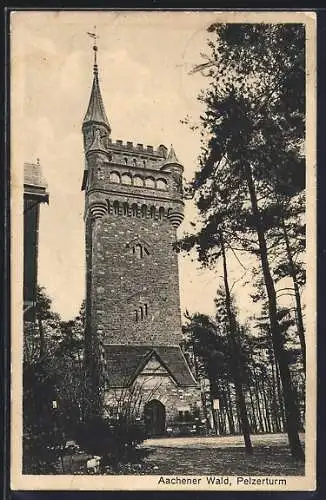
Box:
141;445;304;476
60;433;305;476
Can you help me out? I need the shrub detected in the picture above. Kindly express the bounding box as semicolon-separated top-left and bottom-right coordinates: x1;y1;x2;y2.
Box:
75;415;148;472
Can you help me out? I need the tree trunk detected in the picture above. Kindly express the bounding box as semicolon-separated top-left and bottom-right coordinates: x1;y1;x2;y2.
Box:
244;164;304;461
281;217;306;372
268;347;282;432
219;407;227;435
249;363;264;433
225;383;235;434
266;326;285;431
260;377;272;433
275;361;286;432
219;229;253;453
248;384;258;433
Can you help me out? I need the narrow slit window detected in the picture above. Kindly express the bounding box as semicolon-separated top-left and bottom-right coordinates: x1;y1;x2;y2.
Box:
134;244;143;259
132;204;138;217
141;205;147;218
113;201;120;215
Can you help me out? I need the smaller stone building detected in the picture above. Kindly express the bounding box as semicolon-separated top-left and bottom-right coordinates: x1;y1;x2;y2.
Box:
24;161;49;318
103;346;201;435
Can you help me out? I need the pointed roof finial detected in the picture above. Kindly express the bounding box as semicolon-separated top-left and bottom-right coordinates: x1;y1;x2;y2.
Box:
168;144;179;163
163;144;180;165
87;27;99;75
83;28;111;133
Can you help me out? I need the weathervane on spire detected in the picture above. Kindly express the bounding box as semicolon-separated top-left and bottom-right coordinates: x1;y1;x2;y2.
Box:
87;27;99;72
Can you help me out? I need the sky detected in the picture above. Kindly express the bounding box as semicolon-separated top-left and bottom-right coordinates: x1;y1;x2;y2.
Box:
11;11;302;322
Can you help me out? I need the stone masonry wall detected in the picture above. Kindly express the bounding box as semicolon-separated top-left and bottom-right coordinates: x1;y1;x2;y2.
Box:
104;374;202;427
90;211;183;345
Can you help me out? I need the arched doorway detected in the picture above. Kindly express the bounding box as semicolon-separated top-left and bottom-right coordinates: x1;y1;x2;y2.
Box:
144;400;166;436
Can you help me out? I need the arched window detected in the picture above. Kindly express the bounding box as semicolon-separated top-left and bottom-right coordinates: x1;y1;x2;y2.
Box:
113;201;120;216
121;173;132;185
141;205;147;218
124;157;128;165
143;160;147;168
131;243;149;258
110;171;120;184
133;176;144;187
150;206;156;219
159;207;165;220
157;178;168;190
133;158;137;166
145;177;155;189
107;200;111;213
123;202;129;216
131;203;138;217
135;304;148;322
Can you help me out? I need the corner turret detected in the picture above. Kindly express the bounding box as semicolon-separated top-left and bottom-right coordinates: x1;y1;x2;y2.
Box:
160;145;184;195
160;145;184;227
82;42;111;190
82;44;111;147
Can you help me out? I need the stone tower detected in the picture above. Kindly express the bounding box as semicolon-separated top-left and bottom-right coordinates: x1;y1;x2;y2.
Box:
82;45;202;435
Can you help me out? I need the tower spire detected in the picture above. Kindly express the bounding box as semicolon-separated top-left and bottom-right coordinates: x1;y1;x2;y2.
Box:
163;144;181;166
83;30;111;133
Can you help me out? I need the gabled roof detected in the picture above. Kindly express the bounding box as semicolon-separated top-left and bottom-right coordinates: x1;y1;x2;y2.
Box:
83;68;111;132
103;345;198;388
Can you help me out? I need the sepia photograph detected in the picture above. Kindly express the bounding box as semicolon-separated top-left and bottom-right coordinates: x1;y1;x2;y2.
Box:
10;10;316;491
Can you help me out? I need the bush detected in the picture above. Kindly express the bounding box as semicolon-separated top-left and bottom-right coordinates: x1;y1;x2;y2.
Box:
75;415;148;471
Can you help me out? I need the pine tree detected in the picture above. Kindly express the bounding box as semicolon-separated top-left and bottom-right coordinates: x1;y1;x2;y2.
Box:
181;23;305;460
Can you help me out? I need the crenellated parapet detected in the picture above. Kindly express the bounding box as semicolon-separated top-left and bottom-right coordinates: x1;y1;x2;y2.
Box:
108;140;168;159
85;138;169;172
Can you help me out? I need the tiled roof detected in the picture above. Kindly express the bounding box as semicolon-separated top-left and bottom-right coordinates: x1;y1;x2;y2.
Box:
103;345;197;388
24;162;48;189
